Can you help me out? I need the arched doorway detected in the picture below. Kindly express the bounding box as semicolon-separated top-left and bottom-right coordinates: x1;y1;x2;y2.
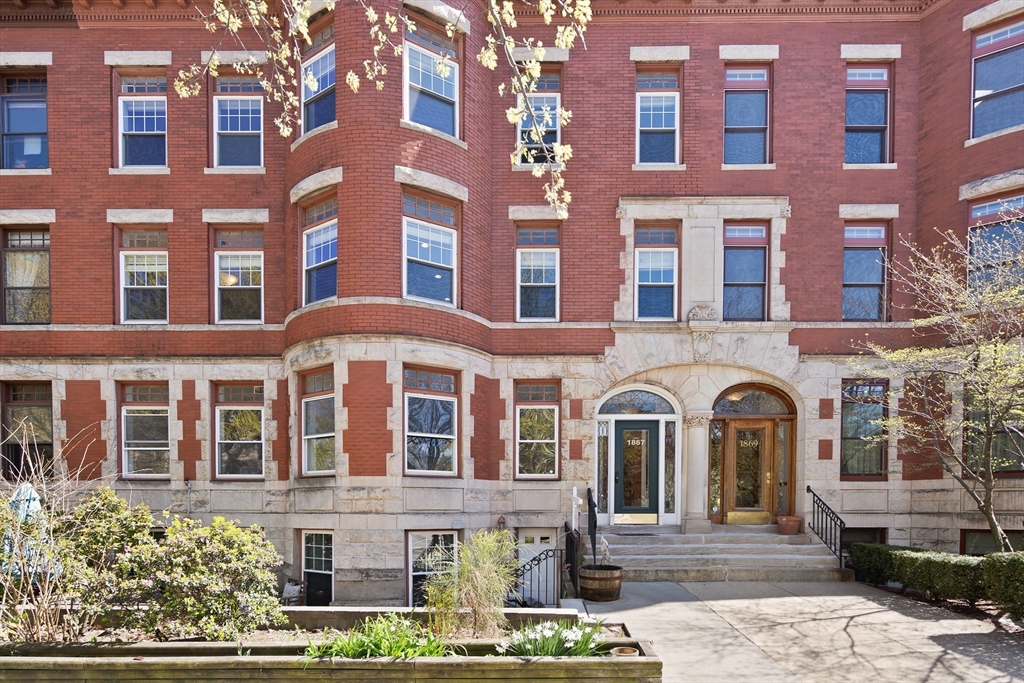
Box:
708;385;796;525
596;388;681;525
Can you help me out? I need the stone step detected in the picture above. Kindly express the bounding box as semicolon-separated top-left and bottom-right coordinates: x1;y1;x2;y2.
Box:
610;553;839;569
604;533;814;546
607;543;835;558
621;567;854;582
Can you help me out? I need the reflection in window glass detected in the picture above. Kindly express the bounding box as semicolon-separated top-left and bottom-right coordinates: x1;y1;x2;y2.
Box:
217;406;263;476
599;390;674;415
406;394;456;473
409;531;456;606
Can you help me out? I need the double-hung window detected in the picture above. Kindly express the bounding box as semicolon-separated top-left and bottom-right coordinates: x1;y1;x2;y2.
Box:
303;197;338;305
968;194;1024;290
842;225;887;321
636;71;679;164
405;23;459;138
214;77;263;167
403;193;457;306
724;66;770;164
1;77;47;169
845;66;890;164
301;22;336;134
404;368;457;476
634;227;677;320
215;384;264;478
971;18;1024;139
215;236;263;322
515;383;559;479
965;401;1024;476
119;76;167;168
121;384;170;478
723;225;768;321
1;383;52;479
516;227;559;321
519;74;560;163
408;530;456;606
120;230;168;324
302;369;335;475
841;381;887;478
2;229;49;324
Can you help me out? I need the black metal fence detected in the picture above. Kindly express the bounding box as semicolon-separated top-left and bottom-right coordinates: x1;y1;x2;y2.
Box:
511;547;565;607
806;485;846;566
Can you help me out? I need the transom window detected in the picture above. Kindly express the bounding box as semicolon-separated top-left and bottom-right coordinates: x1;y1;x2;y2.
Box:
971;19;1024;138
636;71;680;164
119;76;167;167
516;383;559;478
713;387;791;415
843;225;886;321
2;77;47;170
404;367;457;476
216;230;264;248
723;224;768;321
2;229;49;324
724;66;770;164
599;390;674;415
634;227;678;320
403;193;457;306
845;65;890;164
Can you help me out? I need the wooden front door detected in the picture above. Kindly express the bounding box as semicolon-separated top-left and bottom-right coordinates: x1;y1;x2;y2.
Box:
724;420;774;524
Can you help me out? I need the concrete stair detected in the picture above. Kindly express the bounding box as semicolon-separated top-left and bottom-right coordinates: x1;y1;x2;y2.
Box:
597;524;852;582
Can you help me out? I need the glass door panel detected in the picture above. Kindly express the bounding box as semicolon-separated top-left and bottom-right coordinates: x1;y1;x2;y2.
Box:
614;420;659;523
726;420;773;524
733;427;765;508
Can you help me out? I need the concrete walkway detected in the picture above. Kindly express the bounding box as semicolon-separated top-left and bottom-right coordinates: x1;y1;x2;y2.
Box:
577;582;1023;683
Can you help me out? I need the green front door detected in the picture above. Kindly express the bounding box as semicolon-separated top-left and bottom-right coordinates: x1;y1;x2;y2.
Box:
614;420;659;524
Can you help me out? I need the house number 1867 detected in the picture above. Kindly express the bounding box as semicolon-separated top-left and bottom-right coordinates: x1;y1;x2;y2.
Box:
626;438;645;446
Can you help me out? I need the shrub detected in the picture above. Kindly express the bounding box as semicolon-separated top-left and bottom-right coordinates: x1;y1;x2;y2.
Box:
982;552;1024;620
130;515;285;640
893;551;985;602
303;612;452;663
849;543;899;585
495;620;602;657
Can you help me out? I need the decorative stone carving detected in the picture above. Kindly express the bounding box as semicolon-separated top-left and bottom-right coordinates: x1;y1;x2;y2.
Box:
683;413;712;429
614;204;626;219
692;331;713;363
687;305;718;322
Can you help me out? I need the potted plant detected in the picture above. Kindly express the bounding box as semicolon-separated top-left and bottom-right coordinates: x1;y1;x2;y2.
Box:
776;515;803;535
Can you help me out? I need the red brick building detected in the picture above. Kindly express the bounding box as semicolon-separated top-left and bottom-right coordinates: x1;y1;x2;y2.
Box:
1;0;1022;604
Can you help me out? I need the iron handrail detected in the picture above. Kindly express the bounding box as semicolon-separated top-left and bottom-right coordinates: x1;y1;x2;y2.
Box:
806;485;846;567
513;547;561;579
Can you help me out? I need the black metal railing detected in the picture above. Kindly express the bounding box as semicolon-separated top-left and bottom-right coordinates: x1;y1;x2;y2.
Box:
806;485;846;567
564;521;580;596
511;547;564;608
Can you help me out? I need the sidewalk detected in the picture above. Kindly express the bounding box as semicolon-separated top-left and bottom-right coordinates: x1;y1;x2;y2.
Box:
578;582;1023;683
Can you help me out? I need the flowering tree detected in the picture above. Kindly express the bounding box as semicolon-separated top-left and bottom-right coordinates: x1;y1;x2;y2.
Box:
177;0;592;217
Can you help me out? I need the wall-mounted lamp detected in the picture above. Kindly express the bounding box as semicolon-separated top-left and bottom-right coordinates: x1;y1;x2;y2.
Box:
496;515;506;529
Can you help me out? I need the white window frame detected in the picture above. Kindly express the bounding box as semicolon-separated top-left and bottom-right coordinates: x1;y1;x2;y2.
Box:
213;95;263;168
633;247;678;321
121;405;170;479
970;19;1024;140
517;92;561;163
842;225;887;322
403;42;460;139
845;68;890;165
214;250;264;324
215;404;264;479
301;44;336;135
515;247;559;322
515;404;559;479
722;244;769;322
302;394;336;475
723;67;770;165
301;530;334;602
635;91;680;165
120;250;168;324
407;530;457;606
404;392;458;476
118;95;167;168
402;217;457;307
302;220;338;306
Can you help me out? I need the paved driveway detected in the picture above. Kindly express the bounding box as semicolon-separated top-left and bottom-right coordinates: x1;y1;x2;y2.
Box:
578;582;1023;683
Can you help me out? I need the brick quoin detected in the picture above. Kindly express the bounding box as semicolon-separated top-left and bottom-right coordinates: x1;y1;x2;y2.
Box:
271;379;289;481
177;379;202;481
343;361;391;477
470;375;503;480
61;381;106;479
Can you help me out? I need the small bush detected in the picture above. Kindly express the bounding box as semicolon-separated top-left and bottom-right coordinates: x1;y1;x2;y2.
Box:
893;551;985;602
849;543;899;585
495;620;603;657
303;612;452;663
982;552;1024;620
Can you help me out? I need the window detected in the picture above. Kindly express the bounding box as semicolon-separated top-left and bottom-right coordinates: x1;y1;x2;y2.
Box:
2;229;49;324
723;225;768;321
215;384;264;478
968;195;1024;289
724;66;769;164
121;230;168;324
403;368;457;476
214;77;263;167
516;383;559;479
843;225;886;321
121;384;170;478
840;527;886;555
1;77;47;169
634;227;677;320
1;383;52;479
301;41;336;134
845;66;890;164
519;74;560;163
302;531;333;606
971;19;1024;138
516;227;559;321
841;381;887;478
962;529;1023;555
402;193;457;306
302;369;335;475
408;530;456;606
636;71;679;164
216;252;263;322
965;402;1024;475
405;22;459;137
303;197;338;305
118;76;167;167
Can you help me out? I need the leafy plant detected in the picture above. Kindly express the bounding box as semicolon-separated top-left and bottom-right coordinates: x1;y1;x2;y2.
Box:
303;612;452;665
495;620;602;657
982;552;1024;620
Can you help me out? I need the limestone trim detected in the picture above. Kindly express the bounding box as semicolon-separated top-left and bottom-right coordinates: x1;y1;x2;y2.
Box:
204;167;266;175
104;51;172;66
290;167;343;204
630;46;690;62
508;205;562;221
964;123;1024;147
843;163;898;170
959;168;1024;201
840;44;902;61
963;0;1024;31
0;52;52;66
290;120;338;152
0;169;52;176
719;45;779;61
632;163;687;172
683;413;713;429
202;209;270;224
109;167;171;175
721;163;776;171
107;209;173;224
403;0;471;35
838;203;900;219
394;166;469;203
201;50;269;65
511;47;570;62
399;119;468;149
0;209;55;225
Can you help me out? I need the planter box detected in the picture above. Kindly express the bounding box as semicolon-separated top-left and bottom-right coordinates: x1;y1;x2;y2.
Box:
279;606;580;632
0;639;661;682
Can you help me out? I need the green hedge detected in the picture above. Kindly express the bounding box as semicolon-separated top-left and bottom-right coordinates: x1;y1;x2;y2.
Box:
982;552;1024;620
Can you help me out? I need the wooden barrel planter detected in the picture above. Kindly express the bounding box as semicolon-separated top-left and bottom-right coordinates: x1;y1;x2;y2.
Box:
579;564;623;602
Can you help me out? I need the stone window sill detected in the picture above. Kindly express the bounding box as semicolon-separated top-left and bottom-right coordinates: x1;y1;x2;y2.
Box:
512;163;565;173
721;163;776;171
632;163;687;171
964;123;1024;148
399;119;468;150
109;167;170;175
205;166;266;174
0;168;51;176
290;120;338;152
842;163;897;170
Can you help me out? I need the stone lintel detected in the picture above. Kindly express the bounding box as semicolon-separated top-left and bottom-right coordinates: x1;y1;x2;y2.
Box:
394;166;469;203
